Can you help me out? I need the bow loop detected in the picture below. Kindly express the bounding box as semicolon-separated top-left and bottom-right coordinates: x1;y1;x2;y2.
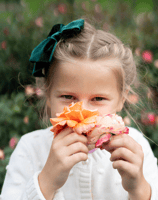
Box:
29;19;84;77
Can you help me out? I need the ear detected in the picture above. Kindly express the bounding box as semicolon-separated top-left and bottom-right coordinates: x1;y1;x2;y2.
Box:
116;89;129;112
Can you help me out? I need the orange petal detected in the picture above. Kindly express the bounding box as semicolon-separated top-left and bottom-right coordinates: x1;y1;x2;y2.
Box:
66;120;78;127
50;117;67;125
50;124;65;137
69;101;83;111
82;115;98;124
65;110;84;121
82;109;99;119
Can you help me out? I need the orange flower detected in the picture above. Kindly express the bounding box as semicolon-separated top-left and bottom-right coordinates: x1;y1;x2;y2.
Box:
50;101;99;137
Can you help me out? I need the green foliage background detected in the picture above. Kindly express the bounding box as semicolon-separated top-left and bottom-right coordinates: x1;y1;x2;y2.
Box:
0;0;158;193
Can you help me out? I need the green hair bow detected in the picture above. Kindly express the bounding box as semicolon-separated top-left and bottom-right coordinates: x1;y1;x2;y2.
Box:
29;19;84;77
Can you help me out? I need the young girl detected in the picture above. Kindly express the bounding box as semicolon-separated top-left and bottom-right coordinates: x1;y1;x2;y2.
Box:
1;18;158;200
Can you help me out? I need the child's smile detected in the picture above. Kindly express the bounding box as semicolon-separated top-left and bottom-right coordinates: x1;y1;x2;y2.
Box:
48;57;124;117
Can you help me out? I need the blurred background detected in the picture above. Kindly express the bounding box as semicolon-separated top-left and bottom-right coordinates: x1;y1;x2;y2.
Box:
0;0;158;192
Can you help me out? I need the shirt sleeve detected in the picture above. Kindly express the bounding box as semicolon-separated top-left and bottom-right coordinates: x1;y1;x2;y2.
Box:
135;129;158;200
0;136;65;200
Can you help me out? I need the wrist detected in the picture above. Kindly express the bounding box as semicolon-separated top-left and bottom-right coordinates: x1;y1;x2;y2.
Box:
38;171;56;200
128;178;151;200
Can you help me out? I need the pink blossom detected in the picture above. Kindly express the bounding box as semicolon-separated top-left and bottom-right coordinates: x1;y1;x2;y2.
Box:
141;112;156;125
0;149;5;160
95;4;101;13
35;88;44;97
23;116;29;124
3;27;9;36
58;3;67;14
25;85;35;96
35;17;43;28
128;94;139;104
147;113;156;125
9;137;18;149
1;41;7;50
123;116;131;126
142;50;153;63
81;2;86;10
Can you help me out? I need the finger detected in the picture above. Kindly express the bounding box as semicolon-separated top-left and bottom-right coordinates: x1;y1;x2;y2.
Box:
104;134;142;155
64;132;88;146
68;152;88;167
112;160;138;179
67;142;89;156
110;147;136;164
54;127;73;141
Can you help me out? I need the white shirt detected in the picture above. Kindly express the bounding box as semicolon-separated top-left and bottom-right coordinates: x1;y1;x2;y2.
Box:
0;127;158;200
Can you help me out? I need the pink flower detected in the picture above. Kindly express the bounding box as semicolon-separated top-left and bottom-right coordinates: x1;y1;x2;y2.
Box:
123;116;131;126
141;112;156;125
9;137;18;149
58;3;67;14
3;28;9;36
0;149;5;160
1;41;7;50
23;116;29;124
95;4;101;13
128;94;139;104
35;88;44;97
25;85;35;96
147;113;156;125
81;2;86;10
142;50;153;63
35;17;43;28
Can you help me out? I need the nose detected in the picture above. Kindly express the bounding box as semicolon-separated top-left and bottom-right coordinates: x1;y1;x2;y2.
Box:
81;100;91;110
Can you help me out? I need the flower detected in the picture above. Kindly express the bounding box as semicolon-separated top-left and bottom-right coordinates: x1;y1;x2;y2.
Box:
58;3;67;14
35;88;44;97
35;17;43;28
95;4;101;13
9;137;18;149
23;116;29;124
1;41;7;50
88;114;129;148
25;85;35;96
141;112;156;125
0;149;5;160
124;116;131;126
147;113;156;125
128;94;139;104
50;102;129;152
142;50;153;63
50;101;99;137
3;27;9;36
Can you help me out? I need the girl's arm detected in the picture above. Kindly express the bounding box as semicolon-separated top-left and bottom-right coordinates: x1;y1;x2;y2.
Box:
0;132;65;200
103;128;158;200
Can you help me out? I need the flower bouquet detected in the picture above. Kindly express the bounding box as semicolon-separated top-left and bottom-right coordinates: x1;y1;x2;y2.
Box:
50;102;129;153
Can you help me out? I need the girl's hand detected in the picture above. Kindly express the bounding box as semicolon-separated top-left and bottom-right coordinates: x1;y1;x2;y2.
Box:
102;134;151;200
39;127;88;199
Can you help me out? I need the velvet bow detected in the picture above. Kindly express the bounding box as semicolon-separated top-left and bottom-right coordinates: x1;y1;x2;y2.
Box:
29;19;84;77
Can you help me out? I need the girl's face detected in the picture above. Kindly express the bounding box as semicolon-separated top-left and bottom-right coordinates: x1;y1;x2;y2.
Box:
47;58;125;117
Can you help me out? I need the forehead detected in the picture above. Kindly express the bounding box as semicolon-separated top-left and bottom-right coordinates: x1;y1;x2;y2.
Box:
50;58;122;94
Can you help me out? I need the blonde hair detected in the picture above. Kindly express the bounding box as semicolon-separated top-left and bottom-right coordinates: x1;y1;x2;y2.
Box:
37;19;137;124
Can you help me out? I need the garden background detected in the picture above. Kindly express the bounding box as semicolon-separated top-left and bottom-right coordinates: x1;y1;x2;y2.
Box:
0;0;158;192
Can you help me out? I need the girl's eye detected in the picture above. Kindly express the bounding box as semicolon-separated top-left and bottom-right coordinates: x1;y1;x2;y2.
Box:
92;97;106;101
61;95;75;100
